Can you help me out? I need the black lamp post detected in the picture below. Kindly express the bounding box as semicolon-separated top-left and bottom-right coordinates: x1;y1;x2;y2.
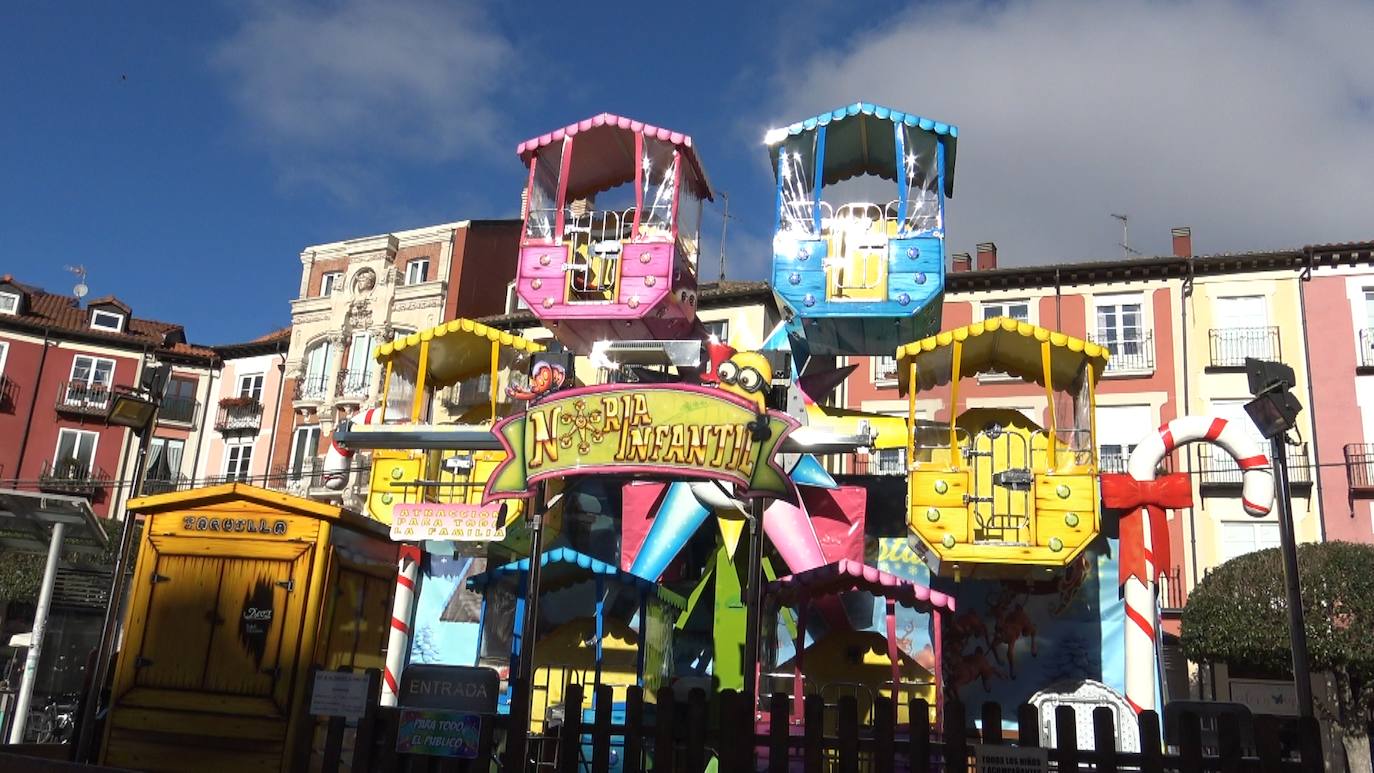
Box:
75;365;165;761
1242;358;1314;721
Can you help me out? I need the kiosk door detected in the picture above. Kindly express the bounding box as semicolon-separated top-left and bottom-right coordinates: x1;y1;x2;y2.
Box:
134;549;312;711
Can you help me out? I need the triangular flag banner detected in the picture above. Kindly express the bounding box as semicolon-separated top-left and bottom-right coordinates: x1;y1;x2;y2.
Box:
718;513;746;559
789;454;839;490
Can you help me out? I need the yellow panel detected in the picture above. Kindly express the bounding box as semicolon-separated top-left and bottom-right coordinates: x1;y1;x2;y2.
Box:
135;553;225;691
202;558;296;699
147;508;322;543
110;707;287;741
908;470;967;508
105;733;282;773
1035;509;1096;552
367;452;423;525
1034;473;1098;513
908;504;969;546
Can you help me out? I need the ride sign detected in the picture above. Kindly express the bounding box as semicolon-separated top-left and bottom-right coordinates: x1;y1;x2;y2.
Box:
398;665;499;714
484;383;798;500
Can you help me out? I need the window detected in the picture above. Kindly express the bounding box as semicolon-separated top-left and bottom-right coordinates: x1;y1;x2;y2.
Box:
288;426;322;481
874;356;899;383
1214;295;1268;329
237;373;264;401
982;300;1030;322
160;375;199;423
405;258;430;286
1096;294;1148;371
1363;289;1374;330
54;428;99;475
873;447;906;475
1221;521;1280;562
90;309;124;332
301;341;332;398
1096;405;1152;472
147;437;185;482
0;340;8;378
703;319;730;343
342;332;375;395
321;272;343;297
66;355;115;406
224;443;254;481
0;292;18;315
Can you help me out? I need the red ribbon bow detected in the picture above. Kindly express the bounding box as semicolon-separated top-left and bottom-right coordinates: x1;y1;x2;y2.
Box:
1100;473;1192;588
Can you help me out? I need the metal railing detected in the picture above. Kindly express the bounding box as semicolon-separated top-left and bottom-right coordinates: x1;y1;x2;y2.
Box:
55;381;112;416
1344;443;1374;492
141;474;190;496
1090;330;1155;373
157;395;198;425
38;459;109;496
849;449;907;476
294;374;331;401
1098;453;1173;474
1361;329;1374;368
1199;441;1311;485
873;356;899;383
1208;327;1279;368
336;368;372;399
1160;566;1186;612
214;399;263;432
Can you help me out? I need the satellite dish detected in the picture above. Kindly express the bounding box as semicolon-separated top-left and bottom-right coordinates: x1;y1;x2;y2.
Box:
73;283;88;299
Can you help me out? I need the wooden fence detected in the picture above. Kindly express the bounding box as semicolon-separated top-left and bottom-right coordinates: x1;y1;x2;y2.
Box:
321;674;1324;772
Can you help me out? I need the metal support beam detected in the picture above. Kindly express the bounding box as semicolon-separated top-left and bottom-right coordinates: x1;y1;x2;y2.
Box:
10;521;65;744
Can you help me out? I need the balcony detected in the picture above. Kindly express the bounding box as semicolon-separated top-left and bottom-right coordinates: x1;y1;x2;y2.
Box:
1344;443;1374;496
1198;442;1311;488
294;374;331;403
849;448;907;476
54;381;112;417
1208;327;1279;369
0;375;16;413
38;459;109;496
158;395;199;425
1160;566;1187;613
1098;452;1173;475
1090;331;1155;375
1359;329;1374;372
214;398;263;433
142;474;190;496
873;356;899;384
335;368;372;402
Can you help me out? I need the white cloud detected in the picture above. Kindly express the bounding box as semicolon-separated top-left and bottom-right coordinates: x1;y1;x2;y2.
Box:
214;0;513;198
763;0;1374;264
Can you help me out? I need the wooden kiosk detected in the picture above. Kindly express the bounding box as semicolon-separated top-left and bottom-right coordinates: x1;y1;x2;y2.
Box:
99;483;398;772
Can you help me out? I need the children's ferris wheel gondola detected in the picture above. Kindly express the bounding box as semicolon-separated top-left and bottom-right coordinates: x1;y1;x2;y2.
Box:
768;102;958;359
515;113;714;353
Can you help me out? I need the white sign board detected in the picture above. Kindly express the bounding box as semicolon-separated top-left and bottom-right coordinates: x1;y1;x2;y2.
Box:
310;670;371;720
974;744;1049;773
1229;679;1299;717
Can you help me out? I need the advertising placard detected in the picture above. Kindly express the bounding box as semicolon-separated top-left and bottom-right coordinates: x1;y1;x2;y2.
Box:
389;503;505;542
309;670;371;720
395;710;480;759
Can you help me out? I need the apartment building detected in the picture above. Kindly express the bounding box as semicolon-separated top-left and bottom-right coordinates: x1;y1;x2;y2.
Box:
192;328;291;491
0;274;217;518
272;220;521;506
840;236;1374;626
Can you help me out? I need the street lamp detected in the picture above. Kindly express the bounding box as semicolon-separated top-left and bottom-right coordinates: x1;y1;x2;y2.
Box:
74;364;165;761
1243;357;1314;720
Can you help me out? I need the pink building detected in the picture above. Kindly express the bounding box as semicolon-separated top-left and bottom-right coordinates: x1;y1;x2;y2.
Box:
194;329;291;487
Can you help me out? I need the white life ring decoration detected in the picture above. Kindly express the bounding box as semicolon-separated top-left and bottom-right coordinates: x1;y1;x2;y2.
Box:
1127;414;1274;517
322;406;381;490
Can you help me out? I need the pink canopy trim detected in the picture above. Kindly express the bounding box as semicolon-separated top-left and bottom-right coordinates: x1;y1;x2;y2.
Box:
516;112;713;199
766;559;955;613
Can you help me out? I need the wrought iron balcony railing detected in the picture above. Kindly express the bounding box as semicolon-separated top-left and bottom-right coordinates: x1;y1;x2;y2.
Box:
294;374;331;401
1098;453;1173;475
1208;327;1279;368
873;356;899;383
1089;330;1155;374
214;399;263;432
0;375;17;412
142;474;190;496
1160;566;1187;612
1344;443;1374;493
1199;441;1311;486
1360;329;1374;369
158;395;199;425
55;381;112;416
38;459;109;496
336;368;372;400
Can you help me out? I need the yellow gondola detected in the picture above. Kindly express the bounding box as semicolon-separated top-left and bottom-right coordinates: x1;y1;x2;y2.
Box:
362;318;547;546
897;317;1110;579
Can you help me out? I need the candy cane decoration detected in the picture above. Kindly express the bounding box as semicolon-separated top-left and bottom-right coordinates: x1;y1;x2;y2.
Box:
322;406;380;490
1119;414;1274;715
381;544;422;706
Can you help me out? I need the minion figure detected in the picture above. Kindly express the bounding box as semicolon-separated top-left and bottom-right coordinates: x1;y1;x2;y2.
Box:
715;351;772;412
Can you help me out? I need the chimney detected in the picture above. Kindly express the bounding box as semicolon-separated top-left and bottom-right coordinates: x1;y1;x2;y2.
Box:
1171;227;1192;258
951;252;972;273
976;242;998;271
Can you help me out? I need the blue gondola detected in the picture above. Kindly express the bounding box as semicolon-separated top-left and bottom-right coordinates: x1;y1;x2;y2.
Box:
767;102;958;358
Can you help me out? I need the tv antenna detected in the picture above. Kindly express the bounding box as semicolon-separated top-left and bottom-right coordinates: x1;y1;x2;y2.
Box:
65;265;89;301
1111;214;1141;258
717;191;732;282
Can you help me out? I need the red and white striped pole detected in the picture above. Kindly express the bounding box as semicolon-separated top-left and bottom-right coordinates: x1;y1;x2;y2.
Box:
382;544;423;706
322;406;380;490
1119;415;1274;714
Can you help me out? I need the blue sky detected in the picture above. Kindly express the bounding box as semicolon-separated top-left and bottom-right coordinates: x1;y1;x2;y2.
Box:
4;1;1373;344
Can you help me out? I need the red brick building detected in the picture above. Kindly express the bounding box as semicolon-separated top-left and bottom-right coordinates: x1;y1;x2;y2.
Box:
0;275;217;519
